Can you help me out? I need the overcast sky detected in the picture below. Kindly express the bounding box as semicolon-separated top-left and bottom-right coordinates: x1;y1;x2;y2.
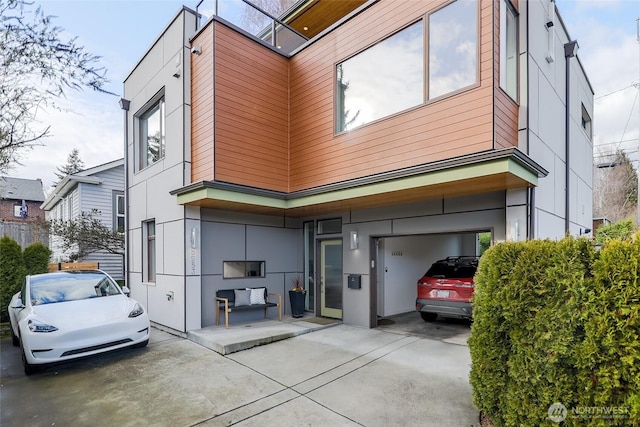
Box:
8;0;640;189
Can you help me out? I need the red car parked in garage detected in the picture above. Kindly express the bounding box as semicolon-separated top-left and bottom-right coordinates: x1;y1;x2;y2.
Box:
416;256;478;321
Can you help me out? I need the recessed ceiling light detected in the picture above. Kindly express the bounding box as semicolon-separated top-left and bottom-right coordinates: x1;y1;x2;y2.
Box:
303;26;309;31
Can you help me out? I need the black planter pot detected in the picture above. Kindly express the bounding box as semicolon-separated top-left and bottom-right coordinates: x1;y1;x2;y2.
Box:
289;290;305;318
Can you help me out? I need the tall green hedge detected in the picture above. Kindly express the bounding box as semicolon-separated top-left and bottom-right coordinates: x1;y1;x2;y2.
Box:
0;235;26;322
469;235;639;426
23;241;51;275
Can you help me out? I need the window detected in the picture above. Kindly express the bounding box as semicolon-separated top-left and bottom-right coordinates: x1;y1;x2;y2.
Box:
500;0;518;100
223;261;266;279
67;194;73;219
429;0;478;99
335;1;479;132
581;104;592;139
139;96;165;170
144;221;156;283
114;192;125;232
336;21;424;132
317;218;342;234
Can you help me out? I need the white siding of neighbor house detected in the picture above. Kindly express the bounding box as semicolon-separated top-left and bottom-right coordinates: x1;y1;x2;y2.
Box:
46;164;124;279
77;165;124;279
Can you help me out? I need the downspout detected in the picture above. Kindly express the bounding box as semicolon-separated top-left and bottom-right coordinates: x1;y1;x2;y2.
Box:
564;40;578;234
526;0;533;238
119;98;131;286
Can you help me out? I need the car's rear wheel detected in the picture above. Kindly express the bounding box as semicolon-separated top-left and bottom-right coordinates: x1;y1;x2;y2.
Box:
420;312;438;322
20;339;36;375
10;325;19;347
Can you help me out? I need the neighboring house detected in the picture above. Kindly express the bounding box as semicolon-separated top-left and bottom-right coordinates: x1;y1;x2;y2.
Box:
0;177;47;248
122;0;593;334
41;159;125;280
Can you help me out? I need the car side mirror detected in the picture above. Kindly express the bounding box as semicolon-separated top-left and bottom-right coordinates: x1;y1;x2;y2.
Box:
11;298;25;309
122;286;131;297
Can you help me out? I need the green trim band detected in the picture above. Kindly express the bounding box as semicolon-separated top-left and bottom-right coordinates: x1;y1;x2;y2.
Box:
176;158;538;209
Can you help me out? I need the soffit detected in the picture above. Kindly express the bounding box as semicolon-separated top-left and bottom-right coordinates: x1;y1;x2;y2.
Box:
282;0;368;38
173;153;543;218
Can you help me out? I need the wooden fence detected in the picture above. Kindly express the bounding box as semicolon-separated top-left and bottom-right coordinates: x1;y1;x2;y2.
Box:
48;262;99;272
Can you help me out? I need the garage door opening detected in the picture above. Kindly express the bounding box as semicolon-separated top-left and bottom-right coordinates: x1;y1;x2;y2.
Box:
372;231;490;327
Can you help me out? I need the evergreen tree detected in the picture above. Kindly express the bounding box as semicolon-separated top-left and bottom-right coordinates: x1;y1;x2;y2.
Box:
53;148;85;186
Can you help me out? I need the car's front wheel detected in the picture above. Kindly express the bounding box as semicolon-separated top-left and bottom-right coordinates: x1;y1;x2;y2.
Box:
10;325;19;347
420;312;438;322
132;339;149;349
19;339;36;375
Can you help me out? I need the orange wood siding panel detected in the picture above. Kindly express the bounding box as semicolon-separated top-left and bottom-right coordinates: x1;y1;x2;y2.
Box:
213;24;290;192
191;24;215;182
289;0;495;192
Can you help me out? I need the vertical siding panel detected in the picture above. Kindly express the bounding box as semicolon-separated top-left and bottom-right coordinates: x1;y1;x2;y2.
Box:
191;24;215;182
493;0;519;150
212;24;289;192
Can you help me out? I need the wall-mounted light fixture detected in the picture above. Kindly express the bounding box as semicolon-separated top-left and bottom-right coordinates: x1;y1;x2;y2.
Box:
191;45;202;55
564;40;579;58
350;231;359;250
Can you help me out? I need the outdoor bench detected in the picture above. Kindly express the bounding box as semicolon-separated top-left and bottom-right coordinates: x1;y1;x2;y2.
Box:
215;287;282;329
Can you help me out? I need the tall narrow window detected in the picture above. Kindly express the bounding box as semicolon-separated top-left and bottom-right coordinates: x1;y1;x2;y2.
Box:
139;97;165;169
428;0;478;100
114;192;125;232
581;104;592;139
67;194;73;219
146;221;156;283
500;0;518;100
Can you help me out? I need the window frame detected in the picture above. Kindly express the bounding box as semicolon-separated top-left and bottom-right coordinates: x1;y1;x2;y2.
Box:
143;220;156;284
113;191;125;233
581;104;592;140
500;0;518;101
334;0;480;134
136;90;166;171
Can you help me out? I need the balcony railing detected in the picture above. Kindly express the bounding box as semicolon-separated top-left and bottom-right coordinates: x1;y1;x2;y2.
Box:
197;0;309;55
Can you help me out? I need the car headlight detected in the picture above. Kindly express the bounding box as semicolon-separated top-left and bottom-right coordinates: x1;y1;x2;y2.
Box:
129;303;144;318
28;319;59;333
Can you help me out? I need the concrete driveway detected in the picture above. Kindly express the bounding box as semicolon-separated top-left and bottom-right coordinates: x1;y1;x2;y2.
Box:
1;316;478;426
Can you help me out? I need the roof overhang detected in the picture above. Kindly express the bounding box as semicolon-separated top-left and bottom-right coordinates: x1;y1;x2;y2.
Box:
41;175;102;211
171;148;547;217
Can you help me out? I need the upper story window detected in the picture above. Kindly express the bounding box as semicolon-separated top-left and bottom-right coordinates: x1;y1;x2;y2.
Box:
335;0;478;133
428;0;478;99
138;92;165;170
581;104;592;139
500;0;518;100
336;21;424;133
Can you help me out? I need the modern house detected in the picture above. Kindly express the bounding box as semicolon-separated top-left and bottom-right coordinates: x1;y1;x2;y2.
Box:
41;159;125;279
122;0;593;334
0;177;47;248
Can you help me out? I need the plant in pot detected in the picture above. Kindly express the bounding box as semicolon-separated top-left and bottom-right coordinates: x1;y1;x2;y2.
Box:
289;276;306;318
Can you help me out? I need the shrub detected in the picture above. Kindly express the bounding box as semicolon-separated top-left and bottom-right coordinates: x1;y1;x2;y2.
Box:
576;234;640;423
23;242;51;275
595;218;636;245
0;235;26;322
469;236;640;426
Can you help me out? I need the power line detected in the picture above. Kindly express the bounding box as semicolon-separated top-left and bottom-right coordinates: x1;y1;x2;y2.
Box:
595;84;636;100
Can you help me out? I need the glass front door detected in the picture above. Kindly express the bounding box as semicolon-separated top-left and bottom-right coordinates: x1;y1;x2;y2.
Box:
320;239;343;319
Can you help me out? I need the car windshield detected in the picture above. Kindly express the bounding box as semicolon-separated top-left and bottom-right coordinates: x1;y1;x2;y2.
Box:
30;272;122;305
426;263;476;279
